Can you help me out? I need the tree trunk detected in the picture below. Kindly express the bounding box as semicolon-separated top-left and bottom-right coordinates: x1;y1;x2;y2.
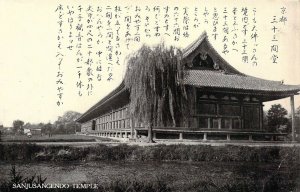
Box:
168;88;176;127
147;122;155;143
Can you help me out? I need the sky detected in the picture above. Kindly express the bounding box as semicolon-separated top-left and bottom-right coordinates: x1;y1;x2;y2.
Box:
0;0;299;127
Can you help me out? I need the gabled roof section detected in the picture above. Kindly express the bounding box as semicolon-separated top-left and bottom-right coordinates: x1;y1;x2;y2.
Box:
182;31;245;76
181;32;300;96
182;31;208;58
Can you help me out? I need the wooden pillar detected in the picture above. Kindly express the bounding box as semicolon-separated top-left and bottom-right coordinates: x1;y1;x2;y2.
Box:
203;133;207;141
218;118;221;129
153;132;157;140
179;133;183;140
260;104;264;130
290;96;296;142
249;135;253;141
241;105;244;129
226;134;230;141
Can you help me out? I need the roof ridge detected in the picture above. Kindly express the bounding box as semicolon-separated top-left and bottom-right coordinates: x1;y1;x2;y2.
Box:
182;31;207;57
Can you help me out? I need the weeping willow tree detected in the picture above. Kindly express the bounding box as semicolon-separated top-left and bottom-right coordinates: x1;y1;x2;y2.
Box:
124;44;189;142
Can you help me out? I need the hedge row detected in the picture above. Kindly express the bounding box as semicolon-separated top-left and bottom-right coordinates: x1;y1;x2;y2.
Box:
0;143;299;163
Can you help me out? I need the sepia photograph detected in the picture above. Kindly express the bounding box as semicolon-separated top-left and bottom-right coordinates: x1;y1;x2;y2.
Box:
0;0;300;191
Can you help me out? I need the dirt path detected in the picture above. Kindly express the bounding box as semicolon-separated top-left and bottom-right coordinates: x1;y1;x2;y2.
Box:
1;140;299;147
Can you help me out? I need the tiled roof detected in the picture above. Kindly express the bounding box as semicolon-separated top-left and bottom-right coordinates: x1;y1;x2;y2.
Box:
183;70;300;93
76;82;127;122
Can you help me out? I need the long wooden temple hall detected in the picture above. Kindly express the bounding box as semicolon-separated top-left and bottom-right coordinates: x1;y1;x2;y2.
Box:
77;32;300;142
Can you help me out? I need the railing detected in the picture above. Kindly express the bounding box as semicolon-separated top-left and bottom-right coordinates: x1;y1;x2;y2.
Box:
84;127;287;142
135;127;287;142
86;129;132;139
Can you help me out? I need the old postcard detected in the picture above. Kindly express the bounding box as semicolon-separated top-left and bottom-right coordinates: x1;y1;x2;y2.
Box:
0;0;299;191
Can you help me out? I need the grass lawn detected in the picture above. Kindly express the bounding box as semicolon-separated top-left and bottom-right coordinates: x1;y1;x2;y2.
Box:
0;161;298;192
0;134;116;142
0;144;299;191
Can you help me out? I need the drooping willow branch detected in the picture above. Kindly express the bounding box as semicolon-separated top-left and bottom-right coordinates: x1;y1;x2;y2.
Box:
124;44;189;128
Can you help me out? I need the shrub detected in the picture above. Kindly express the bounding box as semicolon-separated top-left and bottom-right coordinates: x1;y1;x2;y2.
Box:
0;143;299;164
104;176;171;192
0;165;47;192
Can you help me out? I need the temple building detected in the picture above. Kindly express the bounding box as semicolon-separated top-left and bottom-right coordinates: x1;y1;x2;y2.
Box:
76;32;300;142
